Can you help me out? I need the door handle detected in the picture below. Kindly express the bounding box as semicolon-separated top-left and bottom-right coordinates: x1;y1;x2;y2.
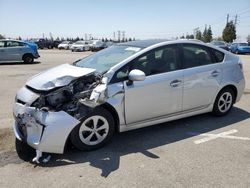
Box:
211;70;220;77
170;79;182;87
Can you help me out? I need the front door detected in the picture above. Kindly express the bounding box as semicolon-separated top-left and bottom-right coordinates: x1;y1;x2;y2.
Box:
122;44;184;124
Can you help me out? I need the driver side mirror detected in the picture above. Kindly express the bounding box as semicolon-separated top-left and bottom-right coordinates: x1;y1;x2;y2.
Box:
127;69;146;85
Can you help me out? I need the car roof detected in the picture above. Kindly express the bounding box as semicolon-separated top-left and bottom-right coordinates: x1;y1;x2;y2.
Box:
118;39;168;48
118;39;204;48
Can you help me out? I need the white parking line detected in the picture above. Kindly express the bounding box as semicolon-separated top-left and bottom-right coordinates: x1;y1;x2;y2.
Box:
189;129;250;144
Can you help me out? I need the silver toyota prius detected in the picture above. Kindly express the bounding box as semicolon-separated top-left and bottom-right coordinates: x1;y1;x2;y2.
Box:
13;39;245;162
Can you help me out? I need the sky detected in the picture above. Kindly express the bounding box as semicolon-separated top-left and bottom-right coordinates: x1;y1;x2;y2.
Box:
0;0;250;41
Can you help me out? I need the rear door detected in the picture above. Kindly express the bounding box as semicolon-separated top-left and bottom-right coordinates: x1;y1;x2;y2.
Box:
181;43;223;111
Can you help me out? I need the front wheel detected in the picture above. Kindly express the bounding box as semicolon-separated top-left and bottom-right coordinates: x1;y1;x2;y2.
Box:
212;88;235;116
70;107;115;151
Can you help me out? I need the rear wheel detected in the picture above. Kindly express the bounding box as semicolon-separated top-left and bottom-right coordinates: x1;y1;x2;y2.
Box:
212;88;235;116
23;54;34;63
70;107;115;151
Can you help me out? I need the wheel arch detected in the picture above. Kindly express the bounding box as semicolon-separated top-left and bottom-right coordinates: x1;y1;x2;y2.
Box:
22;53;34;60
217;84;238;103
100;102;120;133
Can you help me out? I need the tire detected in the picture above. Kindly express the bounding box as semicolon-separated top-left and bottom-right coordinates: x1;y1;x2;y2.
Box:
15;138;35;161
235;50;239;54
212;88;235;116
23;54;34;63
70;107;115;151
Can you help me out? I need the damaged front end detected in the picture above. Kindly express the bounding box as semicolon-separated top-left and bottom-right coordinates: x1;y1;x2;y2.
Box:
13;64;109;162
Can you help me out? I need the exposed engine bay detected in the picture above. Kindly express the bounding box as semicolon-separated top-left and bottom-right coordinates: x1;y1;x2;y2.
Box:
29;72;108;119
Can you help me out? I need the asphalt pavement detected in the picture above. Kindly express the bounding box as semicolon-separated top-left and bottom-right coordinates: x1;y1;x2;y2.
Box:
0;50;249;188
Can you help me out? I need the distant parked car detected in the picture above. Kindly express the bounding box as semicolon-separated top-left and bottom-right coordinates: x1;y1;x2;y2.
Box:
58;41;73;50
53;40;62;49
0;39;40;63
230;43;250;54
210;41;229;51
70;41;90;52
104;41;114;48
90;40;105;51
33;38;54;49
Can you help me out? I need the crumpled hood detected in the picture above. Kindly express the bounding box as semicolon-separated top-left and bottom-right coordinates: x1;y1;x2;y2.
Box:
26;64;96;91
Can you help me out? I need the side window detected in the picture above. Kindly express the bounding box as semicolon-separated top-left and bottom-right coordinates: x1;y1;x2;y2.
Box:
0;41;5;48
210;48;224;62
111;45;180;83
6;41;21;47
182;44;213;68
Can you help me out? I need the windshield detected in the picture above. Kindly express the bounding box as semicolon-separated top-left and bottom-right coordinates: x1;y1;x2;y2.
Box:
74;45;141;72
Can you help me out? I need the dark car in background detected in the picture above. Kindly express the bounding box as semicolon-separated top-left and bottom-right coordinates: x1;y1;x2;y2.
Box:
229;43;250;54
210;41;229;51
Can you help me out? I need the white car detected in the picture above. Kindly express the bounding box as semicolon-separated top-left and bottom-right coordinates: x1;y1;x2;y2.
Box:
70;41;90;52
13;39;245;163
58;41;73;50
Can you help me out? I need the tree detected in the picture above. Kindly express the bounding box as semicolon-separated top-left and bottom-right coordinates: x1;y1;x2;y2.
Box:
186;34;194;39
128;38;132;41
206;25;213;42
247;34;250;42
202;25;213;42
180;35;185;39
222;21;236;43
18;36;22;40
195;30;202;40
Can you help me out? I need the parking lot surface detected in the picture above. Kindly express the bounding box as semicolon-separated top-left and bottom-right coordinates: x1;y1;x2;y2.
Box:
0;50;249;188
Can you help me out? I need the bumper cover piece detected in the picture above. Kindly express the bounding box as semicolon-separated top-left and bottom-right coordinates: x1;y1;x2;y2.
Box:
13;103;80;154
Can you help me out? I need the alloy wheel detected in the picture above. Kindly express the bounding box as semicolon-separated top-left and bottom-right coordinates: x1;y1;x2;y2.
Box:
218;92;233;113
79;115;109;146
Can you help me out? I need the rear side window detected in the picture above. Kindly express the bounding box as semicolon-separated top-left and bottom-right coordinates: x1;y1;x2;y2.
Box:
182;44;213;68
210;48;225;62
6;41;24;47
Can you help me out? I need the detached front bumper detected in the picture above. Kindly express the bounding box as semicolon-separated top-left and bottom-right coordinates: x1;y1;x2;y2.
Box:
13;103;80;154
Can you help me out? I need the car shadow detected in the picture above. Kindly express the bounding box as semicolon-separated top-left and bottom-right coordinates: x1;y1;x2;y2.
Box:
0;61;41;65
39;107;249;177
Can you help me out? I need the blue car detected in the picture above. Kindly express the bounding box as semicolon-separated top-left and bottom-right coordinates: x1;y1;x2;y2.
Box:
0;40;40;63
229;43;250;54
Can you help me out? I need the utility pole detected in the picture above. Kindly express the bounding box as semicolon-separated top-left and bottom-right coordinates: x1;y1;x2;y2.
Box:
113;32;116;41
193;27;199;39
117;30;121;42
226;14;229;24
234;14;238;28
122;31;125;41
